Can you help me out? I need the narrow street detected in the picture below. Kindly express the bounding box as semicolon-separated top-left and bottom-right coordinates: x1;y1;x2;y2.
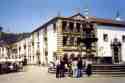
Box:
0;65;125;83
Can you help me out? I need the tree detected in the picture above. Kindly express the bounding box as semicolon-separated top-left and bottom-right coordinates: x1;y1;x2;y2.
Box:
0;26;3;32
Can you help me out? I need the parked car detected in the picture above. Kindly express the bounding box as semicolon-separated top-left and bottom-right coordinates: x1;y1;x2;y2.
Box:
15;61;23;72
0;62;9;74
0;59;23;74
48;61;56;73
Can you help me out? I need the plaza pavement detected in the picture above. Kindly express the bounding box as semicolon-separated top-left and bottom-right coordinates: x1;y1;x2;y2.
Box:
0;65;125;83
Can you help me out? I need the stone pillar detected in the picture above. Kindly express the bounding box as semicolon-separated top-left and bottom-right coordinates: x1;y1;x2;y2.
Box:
66;21;69;32
74;37;77;46
73;22;76;32
67;36;70;46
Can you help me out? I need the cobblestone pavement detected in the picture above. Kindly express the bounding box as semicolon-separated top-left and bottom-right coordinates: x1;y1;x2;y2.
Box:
0;65;125;83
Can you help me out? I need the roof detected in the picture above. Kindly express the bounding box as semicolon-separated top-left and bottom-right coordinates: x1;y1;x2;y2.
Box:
69;13;125;27
0;32;30;47
32;13;125;33
90;17;125;27
32;17;59;33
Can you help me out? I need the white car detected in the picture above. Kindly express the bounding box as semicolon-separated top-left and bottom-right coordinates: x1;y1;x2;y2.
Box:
48;61;56;73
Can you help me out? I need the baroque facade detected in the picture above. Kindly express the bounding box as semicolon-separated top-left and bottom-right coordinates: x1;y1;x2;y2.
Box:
1;13;125;65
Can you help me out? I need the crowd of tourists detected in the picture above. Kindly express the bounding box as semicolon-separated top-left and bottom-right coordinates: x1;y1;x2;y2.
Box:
55;57;92;78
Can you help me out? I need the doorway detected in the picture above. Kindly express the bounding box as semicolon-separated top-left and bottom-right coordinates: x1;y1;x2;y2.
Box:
111;38;121;64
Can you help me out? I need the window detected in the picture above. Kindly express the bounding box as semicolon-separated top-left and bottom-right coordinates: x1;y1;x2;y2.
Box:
33;56;34;61
62;21;67;32
19;47;21;51
24;44;26;49
37;42;40;48
53;23;56;32
122;35;125;42
32;41;34;46
77;37;81;46
37;31;40;40
103;34;108;41
76;23;80;32
82;23;86;31
69;22;74;32
69;36;74;46
63;36;68;46
66;36;74;46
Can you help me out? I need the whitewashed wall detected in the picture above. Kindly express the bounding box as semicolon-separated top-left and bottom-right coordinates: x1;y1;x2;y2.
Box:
15;37;31;64
97;25;125;62
29;35;36;64
30;23;58;64
39;29;45;64
0;47;7;59
47;24;57;63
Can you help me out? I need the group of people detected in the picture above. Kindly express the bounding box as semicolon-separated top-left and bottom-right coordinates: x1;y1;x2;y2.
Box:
55;57;92;78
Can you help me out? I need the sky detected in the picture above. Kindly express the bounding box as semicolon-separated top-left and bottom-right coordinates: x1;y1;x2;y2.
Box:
0;0;125;33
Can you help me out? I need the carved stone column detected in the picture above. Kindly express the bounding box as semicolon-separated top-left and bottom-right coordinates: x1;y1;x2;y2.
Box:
74;37;77;46
66;21;69;32
67;36;70;46
73;22;77;32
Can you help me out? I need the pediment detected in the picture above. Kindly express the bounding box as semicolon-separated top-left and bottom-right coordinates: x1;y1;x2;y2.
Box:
69;13;85;20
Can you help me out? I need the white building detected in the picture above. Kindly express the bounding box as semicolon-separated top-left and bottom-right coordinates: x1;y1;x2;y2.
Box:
1;13;125;65
96;21;125;64
0;33;30;63
30;13;125;65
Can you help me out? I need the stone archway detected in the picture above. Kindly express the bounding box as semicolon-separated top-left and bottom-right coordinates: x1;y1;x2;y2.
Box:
111;38;122;64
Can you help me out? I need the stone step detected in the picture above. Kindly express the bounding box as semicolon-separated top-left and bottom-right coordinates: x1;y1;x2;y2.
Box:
93;72;125;75
93;70;125;72
92;64;125;75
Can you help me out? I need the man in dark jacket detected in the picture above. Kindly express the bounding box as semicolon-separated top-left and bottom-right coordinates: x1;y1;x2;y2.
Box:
77;58;83;77
86;64;92;77
60;59;65;77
